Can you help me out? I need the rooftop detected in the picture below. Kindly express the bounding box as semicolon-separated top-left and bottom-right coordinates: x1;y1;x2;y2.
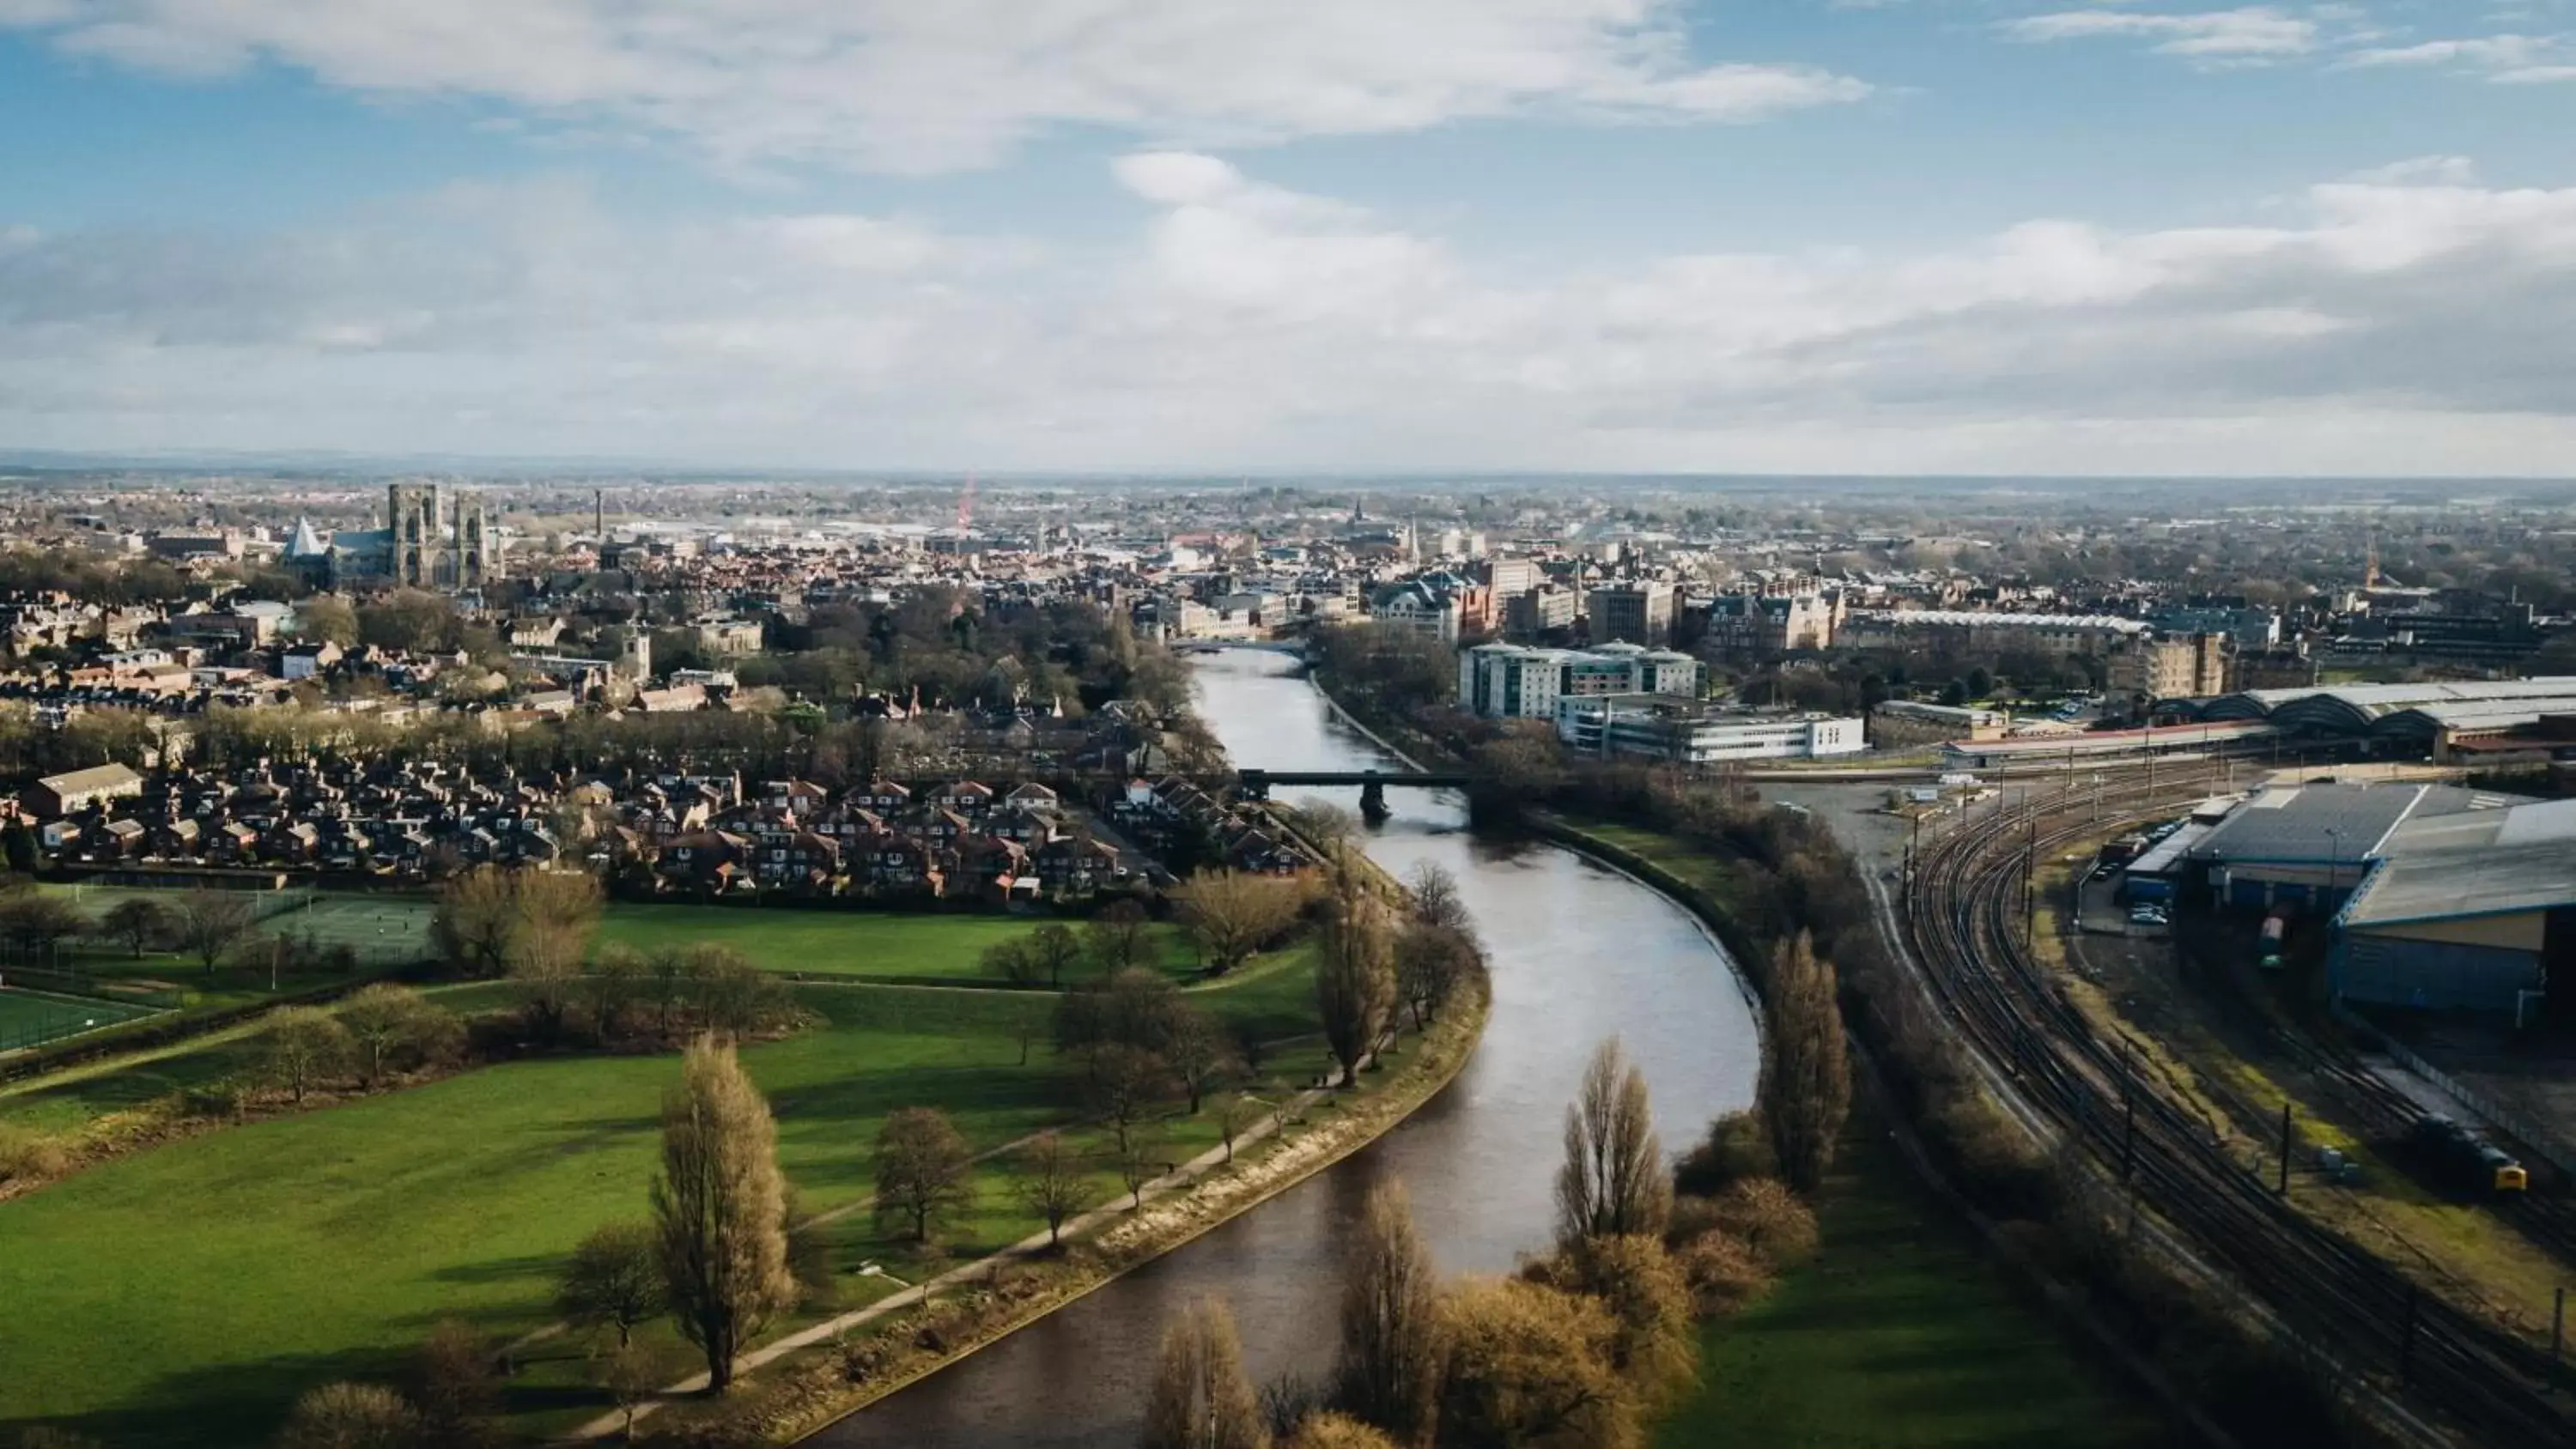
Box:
2184;782;2500;865
2342;840;2576;927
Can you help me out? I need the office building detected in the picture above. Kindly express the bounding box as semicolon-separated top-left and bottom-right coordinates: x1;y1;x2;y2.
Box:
1588;580;1675;646
1555;694;1864;765
1458;641;1702;719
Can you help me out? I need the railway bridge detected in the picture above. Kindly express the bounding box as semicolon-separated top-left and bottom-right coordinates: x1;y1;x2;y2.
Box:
1234;767;1472;817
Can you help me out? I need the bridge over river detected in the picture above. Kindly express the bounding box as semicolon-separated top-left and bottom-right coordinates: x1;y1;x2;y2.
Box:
1233;766;1472;815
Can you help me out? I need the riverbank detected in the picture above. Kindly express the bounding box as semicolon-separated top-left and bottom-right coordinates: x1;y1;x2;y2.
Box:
639;970;1492;1446
1537;814;2169;1448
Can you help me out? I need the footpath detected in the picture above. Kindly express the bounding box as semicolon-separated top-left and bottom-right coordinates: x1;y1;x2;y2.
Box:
561;977;1489;1444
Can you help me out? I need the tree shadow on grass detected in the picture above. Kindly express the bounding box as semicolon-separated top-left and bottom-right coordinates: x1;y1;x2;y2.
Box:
15;1344;403;1449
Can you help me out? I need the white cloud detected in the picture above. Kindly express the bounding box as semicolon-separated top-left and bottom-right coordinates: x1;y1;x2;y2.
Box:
0;1;1873;172
4;160;2576;475
2004;8;2322;60
2344;155;2480;185
2338;30;2576;80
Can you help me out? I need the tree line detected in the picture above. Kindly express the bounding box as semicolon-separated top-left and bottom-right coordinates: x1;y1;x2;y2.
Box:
1136;1035;1832;1449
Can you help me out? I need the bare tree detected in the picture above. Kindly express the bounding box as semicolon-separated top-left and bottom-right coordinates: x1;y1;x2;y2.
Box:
430;867;520;978
652;1035;796;1393
584;943;646;1040
276;1382;422;1449
337;983;453;1088
1142;1296;1268;1449
872;1106;975;1243
97;895;168;958
410;1317;499;1448
558;1221;668;1349
1027;922;1084;987
264;1005;351;1105
1119;1124;1163;1209
1217;1094;1261;1164
1331;1181;1443;1446
1393;924;1475;1032
1315;898;1394;1088
170;889;256;976
1164;1005;1234;1114
1555;1038;1672;1248
434;865;604;988
1403;862;1471;936
983;937;1046;988
1084;898;1153;975
1175;870;1303;976
1016;1131;1087;1249
1757;931;1850;1194
1088;1041;1170;1155
598;1341;688;1446
0;892;87;967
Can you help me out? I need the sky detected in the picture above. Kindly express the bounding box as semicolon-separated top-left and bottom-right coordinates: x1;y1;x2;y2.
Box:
0;1;2572;476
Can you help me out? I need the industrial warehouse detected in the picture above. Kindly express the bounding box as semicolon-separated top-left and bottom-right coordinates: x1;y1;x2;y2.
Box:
2157;782;2576;1024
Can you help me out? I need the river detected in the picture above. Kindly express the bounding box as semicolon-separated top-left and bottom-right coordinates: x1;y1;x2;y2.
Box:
811;650;1761;1447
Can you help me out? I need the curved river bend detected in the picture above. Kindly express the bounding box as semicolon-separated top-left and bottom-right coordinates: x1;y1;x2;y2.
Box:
815;652;1761;1447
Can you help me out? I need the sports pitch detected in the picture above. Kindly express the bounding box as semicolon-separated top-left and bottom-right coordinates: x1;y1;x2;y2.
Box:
0;985;161;1052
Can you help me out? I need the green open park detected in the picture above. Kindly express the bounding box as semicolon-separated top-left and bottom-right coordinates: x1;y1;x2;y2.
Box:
0;910;1332;1447
1655;1111;2158;1449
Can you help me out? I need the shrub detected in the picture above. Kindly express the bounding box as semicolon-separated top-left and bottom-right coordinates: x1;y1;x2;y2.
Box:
1702;1178;1819;1270
1672;1109;1775;1197
1672;1229;1777;1319
0;1121;68;1188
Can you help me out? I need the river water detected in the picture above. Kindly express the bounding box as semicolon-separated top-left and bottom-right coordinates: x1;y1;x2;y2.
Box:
812;651;1761;1447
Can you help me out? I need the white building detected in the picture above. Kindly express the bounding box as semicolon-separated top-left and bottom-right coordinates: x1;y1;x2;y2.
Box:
1555;694;1866;765
1458;641;1701;718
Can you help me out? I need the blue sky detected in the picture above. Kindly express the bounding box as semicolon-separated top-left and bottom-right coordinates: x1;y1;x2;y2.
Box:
1;1;2572;475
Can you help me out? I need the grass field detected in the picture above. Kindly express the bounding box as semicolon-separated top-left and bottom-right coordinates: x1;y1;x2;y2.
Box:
0;942;1334;1446
1654;1108;2158;1449
589;905;1194;981
0;985;161;1052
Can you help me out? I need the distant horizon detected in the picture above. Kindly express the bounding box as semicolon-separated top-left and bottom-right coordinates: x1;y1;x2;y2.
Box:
4;446;2575;494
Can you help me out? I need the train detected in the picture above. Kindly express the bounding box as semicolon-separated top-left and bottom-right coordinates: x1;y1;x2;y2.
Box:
2409;1113;2529;1196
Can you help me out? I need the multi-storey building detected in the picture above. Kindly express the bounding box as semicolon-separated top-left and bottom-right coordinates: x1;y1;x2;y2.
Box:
2118;632;2233;704
1838;609;2148;658
1554;694;1865;765
1588;580;1675;646
1458;641;1702;718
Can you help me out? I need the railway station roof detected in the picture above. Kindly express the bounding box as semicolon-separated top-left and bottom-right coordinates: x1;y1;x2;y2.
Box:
2185;677;2576;737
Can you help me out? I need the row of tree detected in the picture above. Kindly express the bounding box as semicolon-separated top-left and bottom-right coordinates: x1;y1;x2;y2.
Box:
1139;1037;1829;1449
0;882;269;976
428;866;798;1047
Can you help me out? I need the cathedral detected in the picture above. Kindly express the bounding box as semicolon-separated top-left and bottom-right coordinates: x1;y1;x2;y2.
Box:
285;483;495;591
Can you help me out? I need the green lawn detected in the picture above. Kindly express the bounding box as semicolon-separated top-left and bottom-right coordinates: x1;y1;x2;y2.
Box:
1572;821;1755;917
0;963;1334;1446
1655;1109;2158;1449
592;903;1200;984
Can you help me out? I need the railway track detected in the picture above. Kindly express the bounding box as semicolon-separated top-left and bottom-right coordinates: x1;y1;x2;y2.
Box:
1904;770;2573;1448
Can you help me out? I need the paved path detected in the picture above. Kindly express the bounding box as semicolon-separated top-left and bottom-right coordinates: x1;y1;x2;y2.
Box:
562;1070;1352;1442
506;1128;1059;1358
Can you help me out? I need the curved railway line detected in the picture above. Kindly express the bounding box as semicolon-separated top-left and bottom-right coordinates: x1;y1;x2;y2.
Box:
1904;768;2573;1448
